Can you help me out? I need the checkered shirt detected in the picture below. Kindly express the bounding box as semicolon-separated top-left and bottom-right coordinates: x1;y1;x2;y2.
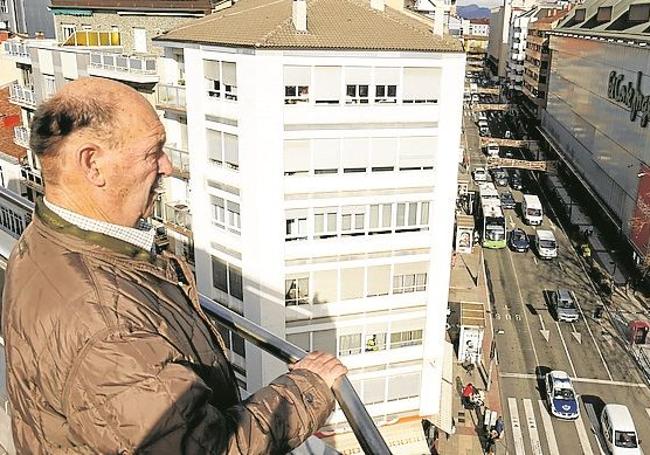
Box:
43;198;155;253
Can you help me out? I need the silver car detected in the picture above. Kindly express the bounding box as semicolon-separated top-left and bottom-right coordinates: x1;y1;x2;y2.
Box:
551;289;580;323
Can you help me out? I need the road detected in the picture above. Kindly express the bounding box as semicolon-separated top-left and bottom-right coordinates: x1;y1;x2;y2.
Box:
463;81;650;454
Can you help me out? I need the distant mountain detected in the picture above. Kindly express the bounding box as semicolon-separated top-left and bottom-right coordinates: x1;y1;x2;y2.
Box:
457;4;491;19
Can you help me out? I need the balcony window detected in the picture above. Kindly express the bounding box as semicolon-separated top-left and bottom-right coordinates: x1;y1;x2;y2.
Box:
403;67;440;104
341;206;365;235
375;85;397;103
43;75;56;99
338;333;362;356
314;207;338;238
390;329;423;349
207;129;239;170
285;209;308;241
204;60;237;101
369;204;392;233
346;84;369;104
396;201;429;231
365;333;387;352
313;66;341;104
284;65;310;104
393;263;428;293
285;276;309;306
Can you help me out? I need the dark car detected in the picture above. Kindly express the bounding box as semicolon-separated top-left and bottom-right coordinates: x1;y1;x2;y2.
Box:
492;168;509;187
510;170;523;191
500;191;516;209
509;228;530;252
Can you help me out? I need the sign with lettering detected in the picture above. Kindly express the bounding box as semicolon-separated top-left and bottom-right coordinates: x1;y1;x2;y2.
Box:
607;71;650;128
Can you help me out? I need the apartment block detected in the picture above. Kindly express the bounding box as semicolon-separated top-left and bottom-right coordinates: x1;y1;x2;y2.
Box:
1;0;55;38
154;0;464;442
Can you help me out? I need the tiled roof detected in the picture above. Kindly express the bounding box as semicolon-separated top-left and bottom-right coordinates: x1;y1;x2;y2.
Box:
155;0;464;52
0;88;26;162
556;0;650;40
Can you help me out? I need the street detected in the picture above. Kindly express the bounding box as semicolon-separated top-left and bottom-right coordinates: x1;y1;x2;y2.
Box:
462;74;650;454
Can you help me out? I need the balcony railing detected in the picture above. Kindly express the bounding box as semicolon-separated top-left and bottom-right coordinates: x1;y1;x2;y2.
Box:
9;82;36;108
13;126;30;149
3;41;30;61
164;145;189;179
88;51;159;84
164;201;192;232
0;188;392;455
20;166;43;192
157;84;186;111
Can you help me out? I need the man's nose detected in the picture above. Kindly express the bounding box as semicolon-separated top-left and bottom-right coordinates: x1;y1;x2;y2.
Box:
158;152;173;176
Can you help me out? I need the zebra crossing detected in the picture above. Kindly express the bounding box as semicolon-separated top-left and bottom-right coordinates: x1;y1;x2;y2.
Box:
504;396;597;455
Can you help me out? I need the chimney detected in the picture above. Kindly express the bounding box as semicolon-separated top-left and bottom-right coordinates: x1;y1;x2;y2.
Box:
292;0;307;32
371;0;385;11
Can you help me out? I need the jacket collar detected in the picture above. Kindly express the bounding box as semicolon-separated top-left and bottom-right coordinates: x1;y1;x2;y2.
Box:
34;197;156;263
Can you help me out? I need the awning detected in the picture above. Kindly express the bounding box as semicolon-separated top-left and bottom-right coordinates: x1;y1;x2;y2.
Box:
51;8;93;16
429;341;455;434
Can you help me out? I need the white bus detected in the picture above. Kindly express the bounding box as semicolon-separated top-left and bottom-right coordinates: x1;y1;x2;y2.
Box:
523;194;543;225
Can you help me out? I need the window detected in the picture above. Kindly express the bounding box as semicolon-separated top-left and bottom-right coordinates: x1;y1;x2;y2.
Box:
284;66;310;104
403;67;440;104
284;140;310;176
341;206;365;235
43;75;56;99
396;201;429;230
596;6;612;22
629;3;650;21
387;372;421;401
133;27;147;53
346;85;369;104
228;265;243;300
364;332;387;352
210;195;240;235
340;268;364;300
374;67;399;103
368;203;392;232
573;8;586;22
285;276;309;306
312;270;337;304
342;137;369;173
367;265;391;296
393;262;428;293
81;24;92;31
339;333;362;356
371;137;397;171
313;138;339;174
204;60;237;100
227;201;241;233
0;0;7;13
398;137;436;170
285;209;308;240
207;129;239;171
375;84;397;103
61;24;76;41
313;66;341;104
210;195;226;228
314;207;338;238
390;329;423;349
212;256;228;293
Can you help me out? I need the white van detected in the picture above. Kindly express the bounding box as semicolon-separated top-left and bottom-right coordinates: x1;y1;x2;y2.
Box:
478;112;488;123
535;229;557;259
523;194;543;225
486;143;500;157
478;119;489;129
601;404;642;455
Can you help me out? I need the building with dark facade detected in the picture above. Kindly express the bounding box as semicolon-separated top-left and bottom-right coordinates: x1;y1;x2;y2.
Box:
1;0;55;37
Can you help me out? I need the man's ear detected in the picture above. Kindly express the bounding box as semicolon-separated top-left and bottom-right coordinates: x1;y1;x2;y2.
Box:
76;143;106;187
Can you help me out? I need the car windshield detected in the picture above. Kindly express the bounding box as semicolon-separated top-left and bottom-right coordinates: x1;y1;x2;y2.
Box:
527;208;542;217
513;231;526;242
553;387;574;400
615;431;638;448
502;194;513;201
540;240;556;249
557;298;575;309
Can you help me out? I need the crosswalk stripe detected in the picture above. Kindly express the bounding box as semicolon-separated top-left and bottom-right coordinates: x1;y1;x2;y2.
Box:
575;414;595;455
538;400;560;455
524;399;543;455
508;397;526;455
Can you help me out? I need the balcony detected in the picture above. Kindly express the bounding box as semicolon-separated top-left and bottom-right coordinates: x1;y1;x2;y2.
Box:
88;51;159;84
9;82;36;109
164;144;190;180
3;41;31;64
163;201;192;234
13;126;30;149
61;31;121;48
156;84;186;112
0;187;394;455
20;166;43;192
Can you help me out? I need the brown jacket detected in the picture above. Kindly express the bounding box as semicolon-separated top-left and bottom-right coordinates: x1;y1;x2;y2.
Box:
2;200;334;454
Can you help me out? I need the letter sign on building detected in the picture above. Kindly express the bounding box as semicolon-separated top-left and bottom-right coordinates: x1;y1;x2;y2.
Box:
607;71;650;128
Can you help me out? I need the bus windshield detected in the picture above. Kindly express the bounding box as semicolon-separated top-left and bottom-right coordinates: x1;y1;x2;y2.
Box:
485;218;505;240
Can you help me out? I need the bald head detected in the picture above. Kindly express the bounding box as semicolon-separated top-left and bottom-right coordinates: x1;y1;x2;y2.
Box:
29;78;149;184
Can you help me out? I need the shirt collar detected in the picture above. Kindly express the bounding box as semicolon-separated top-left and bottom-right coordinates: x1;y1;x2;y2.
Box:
43;198;155;253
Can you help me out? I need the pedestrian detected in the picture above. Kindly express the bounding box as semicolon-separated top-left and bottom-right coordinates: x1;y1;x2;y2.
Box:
2;78;348;453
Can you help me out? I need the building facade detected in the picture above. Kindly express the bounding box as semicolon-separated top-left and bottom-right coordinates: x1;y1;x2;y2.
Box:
155;0;465;436
1;0;55;38
469;18;490;36
541;0;650;263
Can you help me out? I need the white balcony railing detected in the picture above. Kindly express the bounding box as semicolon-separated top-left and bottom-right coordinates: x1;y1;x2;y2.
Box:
88;51;159;83
3;41;30;60
13;126;30;149
164;202;192;232
164;145;189;178
9;82;36;108
20;166;43;191
157;84;186;111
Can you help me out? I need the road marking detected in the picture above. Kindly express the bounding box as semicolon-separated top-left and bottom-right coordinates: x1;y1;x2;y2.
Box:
538;400;561;455
533;256;538;265
558;262;564;272
508;398;526;455
571;323;582;344
539;314;550;342
647;408;650;421
500;372;648;387
524;399;543;455
575;414;595;455
556;321;578;377
570;291;613;381
585;403;608;455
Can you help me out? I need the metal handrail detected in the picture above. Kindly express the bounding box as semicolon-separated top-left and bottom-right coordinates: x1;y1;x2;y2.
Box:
199;297;392;455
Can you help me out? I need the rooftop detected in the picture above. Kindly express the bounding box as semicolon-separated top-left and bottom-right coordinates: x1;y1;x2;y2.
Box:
0;88;27;162
49;0;218;14
155;0;464;52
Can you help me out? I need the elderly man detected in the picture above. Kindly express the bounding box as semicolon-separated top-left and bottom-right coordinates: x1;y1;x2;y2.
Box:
2;78;347;453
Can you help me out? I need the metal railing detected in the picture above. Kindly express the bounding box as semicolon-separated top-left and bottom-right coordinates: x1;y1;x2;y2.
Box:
164;145;190;177
164;202;192;231
0;188;392;454
9;82;36;108
3;41;30;59
89;51;157;76
13;126;29;148
157;84;186;110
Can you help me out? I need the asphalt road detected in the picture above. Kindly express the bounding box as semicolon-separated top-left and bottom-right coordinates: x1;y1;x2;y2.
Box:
463;81;650;455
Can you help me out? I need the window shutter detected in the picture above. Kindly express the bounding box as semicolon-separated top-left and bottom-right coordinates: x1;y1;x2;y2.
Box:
287;332;310;351
222;62;236;86
204;60;220;80
371;137;398;168
312;138;340;170
345;67;369;85
367;265;391;296
341;138;369;170
363;377;386;404
224;133;239;168
374;67;400;85
284;65;310;85
340;267;364;300
399;137;436;168
312;329;336;355
402;67;440;101
313;66;341;102
387;372;420;401
284;140;311;174
206;129;223;163
394;261;428;275
313;269;338;304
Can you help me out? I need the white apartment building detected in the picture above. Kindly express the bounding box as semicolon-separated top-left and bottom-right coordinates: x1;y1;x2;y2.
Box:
155;0;465;434
507;8;535;90
469;19;490;36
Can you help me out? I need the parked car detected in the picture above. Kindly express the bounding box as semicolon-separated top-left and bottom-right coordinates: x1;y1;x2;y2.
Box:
505;130;512;139
510;170;524;191
472;167;488;182
492;168;509;187
500;191;516;209
485;142;500;157
509;228;530;252
472;94;480;103
601;404;642;455
479;126;490;136
550;288;579;323
545;371;580;420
